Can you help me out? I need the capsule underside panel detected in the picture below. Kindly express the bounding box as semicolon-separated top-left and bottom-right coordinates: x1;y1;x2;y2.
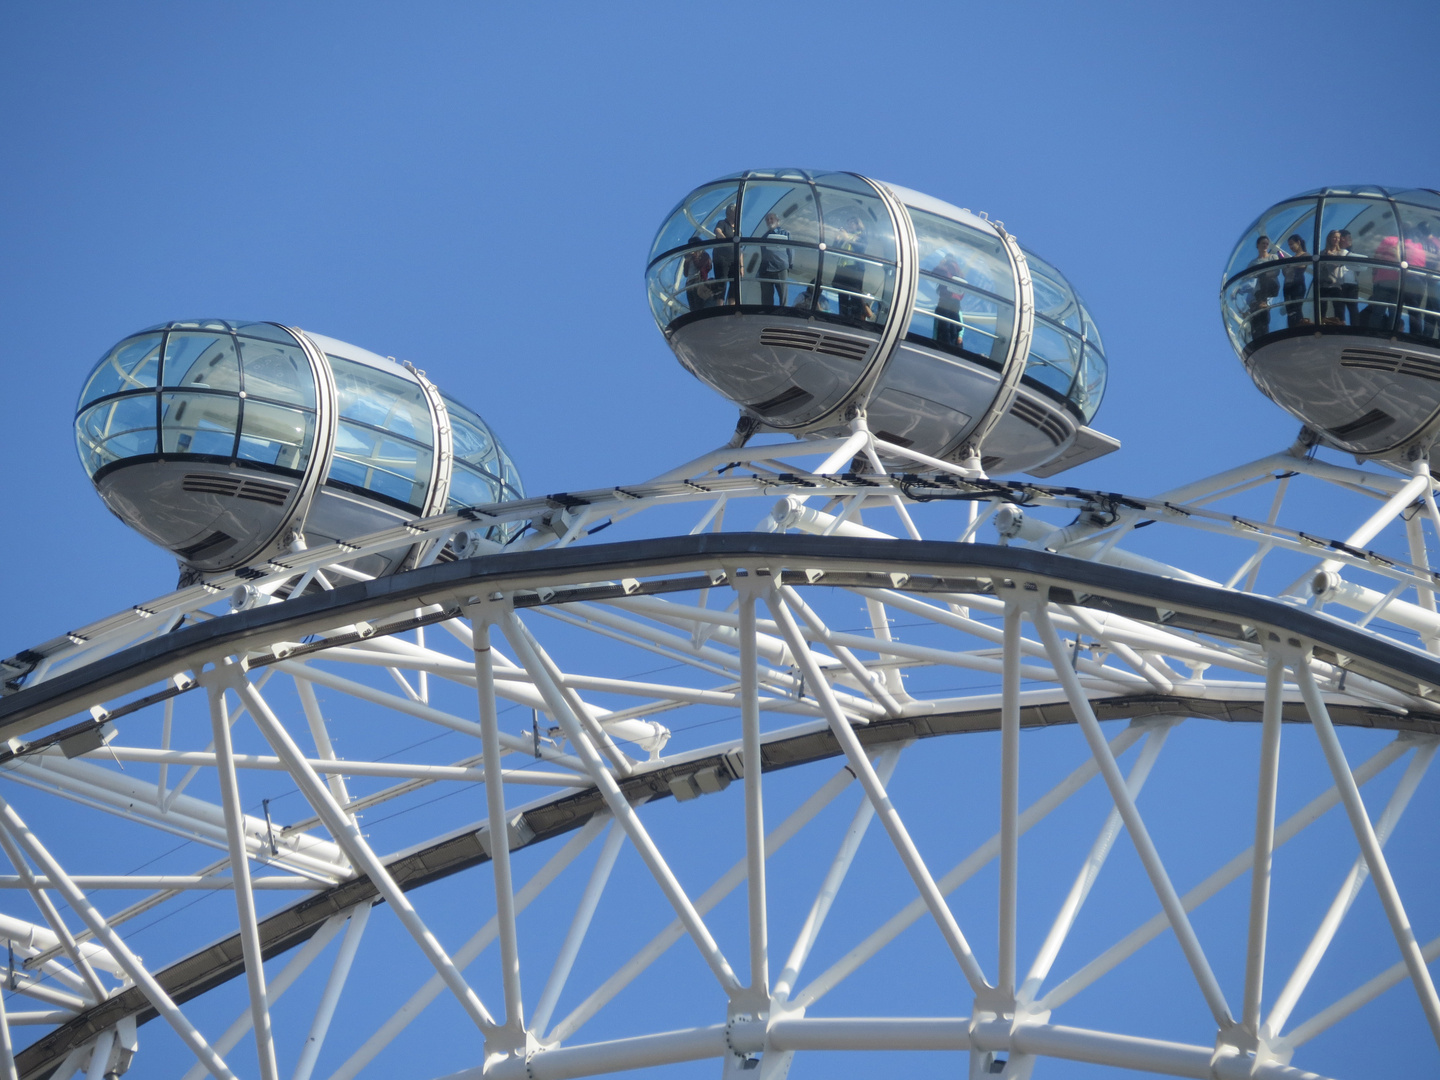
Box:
97;462;300;571
669;315;878;428
1247;336;1440;455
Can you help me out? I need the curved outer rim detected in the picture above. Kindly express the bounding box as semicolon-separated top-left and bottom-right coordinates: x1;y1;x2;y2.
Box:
190;325;339;573
7;533;1440;1077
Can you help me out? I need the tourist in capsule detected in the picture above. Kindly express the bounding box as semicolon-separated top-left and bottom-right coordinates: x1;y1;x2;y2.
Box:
833;213;872;322
1282;233;1312;328
683;236;713;313
712;203;739;305
931;249;965;349
1338;229;1360;325
1319;230;1349;324
1247;234;1281;339
757;212;792;309
1367;235;1404;328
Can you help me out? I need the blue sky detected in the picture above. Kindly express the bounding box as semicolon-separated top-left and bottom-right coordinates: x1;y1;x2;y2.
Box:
2;3;1439;1078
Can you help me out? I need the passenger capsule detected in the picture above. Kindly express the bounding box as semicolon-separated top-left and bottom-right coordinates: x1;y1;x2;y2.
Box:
74;320;523;577
1222;186;1440;457
645;169;1118;476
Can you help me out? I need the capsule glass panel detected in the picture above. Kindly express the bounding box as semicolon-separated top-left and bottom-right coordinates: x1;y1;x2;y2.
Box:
76;396;157;476
160;392;239;457
1225;200;1319;283
326;356;434;510
238;338;316;408
80;333;163;408
162;333;241;392
651;182;742;262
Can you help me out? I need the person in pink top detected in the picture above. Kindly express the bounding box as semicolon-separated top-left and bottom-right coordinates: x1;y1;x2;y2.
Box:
1367;236;1402;328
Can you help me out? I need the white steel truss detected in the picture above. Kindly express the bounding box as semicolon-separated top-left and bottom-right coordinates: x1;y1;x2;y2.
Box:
0;431;1436;1078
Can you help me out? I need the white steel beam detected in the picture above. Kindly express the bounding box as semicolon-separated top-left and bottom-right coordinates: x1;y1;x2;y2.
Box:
1040;738;1410;1011
1020;723;1170;1003
292;903;370;1080
1292;656;1440;1046
1033;603;1234;1029
469;613;526;1036
795;725;1145;1009
499;609;742;999
205;675;279;1080
548;766;855;1044
998;597;1022;997
772;748;900;1004
178;912;350;1080
737;582;768;1000
530;821;625;1039
1264;738;1436;1038
235;673;499;1035
327;819;607;1080
1242;650;1286;1036
766;588;991;994
0;794;237;1080
0;827;107;1002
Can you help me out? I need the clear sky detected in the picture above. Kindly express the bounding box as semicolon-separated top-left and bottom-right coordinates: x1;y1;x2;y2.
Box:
2;3;1439;1078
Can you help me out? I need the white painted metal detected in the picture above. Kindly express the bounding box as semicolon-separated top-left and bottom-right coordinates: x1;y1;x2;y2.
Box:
2;433;1439;1079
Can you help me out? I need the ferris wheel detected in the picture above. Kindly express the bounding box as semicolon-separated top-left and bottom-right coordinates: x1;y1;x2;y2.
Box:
1;174;1438;1080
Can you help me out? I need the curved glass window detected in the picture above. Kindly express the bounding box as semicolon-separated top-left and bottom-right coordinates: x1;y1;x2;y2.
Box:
907;209;1016;369
325;356;434;511
74;322;319;480
1222;189;1440;353
80;333;163;408
442;393;525;542
647;170;899;332
1016;246;1106;424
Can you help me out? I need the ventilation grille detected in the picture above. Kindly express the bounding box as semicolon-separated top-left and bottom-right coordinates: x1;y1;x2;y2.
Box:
759;326;871;362
1008;397;1069;447
749;384;814;415
1340;347;1440;383
182;474;291;506
1327;408;1394;440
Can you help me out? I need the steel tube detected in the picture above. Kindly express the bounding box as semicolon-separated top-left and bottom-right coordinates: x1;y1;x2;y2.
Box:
205;677;279;1080
1293;658;1440;1045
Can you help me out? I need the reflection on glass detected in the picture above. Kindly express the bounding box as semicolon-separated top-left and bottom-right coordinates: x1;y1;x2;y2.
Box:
161;393;238;456
76;397;157;476
448;462;500;508
820;254;893;327
738;243;817;308
817;187;897;265
741;180;820;245
163;333;241;392
909;281;1012;365
910;210;1013;300
1225;200;1318;282
1024;250;1082;332
238;339;315;407
330;421;433;508
1318;198;1399;261
651;182;742;262
1401;270;1440;341
1073;348;1107;423
329;356;433;444
1025;322;1082;399
238;401;314;471
80;334;163;408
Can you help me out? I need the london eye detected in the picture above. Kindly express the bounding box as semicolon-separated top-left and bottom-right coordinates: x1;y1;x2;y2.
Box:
0;173;1436;1079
